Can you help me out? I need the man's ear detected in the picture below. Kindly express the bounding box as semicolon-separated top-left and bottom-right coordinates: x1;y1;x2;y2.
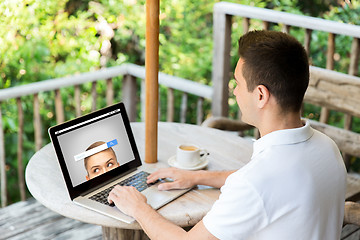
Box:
256;85;270;109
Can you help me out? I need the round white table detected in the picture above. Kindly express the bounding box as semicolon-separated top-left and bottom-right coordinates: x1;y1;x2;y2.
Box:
26;122;253;239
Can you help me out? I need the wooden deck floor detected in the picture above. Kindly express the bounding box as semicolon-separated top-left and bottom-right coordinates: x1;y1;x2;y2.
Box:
1;198;359;240
0;198;102;240
342;224;360;240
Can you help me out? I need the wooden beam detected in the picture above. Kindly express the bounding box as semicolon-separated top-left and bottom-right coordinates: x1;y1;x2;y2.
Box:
305;67;360;118
309;119;360;158
214;2;360;38
344;201;360;226
0;65;128;101
0;64;212;102
145;0;159;163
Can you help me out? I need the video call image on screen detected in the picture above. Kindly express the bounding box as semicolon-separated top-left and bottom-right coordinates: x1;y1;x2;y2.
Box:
57;110;135;187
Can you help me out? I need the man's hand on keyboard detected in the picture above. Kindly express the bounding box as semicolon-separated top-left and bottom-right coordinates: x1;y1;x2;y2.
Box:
108;185;148;217
147;168;196;191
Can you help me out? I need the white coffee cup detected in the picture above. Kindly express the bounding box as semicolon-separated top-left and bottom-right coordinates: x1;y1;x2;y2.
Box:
176;144;207;168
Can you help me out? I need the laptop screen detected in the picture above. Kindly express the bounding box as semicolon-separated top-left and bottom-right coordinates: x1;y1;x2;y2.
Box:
49;103;142;199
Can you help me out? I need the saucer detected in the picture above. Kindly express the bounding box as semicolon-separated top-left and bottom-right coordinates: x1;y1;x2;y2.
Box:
167;155;209;170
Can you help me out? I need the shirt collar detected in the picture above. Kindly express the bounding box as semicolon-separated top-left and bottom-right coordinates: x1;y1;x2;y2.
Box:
252;120;314;158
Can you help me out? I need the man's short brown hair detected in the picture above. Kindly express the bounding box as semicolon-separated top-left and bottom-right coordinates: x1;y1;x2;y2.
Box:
238;30;309;113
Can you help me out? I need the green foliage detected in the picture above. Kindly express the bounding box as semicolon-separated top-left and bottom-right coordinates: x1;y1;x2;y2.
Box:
325;1;360;24
0;0;100;89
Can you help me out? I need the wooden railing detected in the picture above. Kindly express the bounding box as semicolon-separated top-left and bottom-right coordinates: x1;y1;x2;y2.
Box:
0;63;212;207
211;2;360;124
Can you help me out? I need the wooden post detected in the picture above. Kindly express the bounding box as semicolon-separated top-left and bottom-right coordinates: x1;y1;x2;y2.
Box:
166;88;174;122
122;74;137;122
141;79;146;122
158;92;161;121
74;85;81;117
91;82;97;112
326;33;336;70
145;0;159;163
33;94;42;151
263;21;269;30
349;38;360;76
343;38;360;169
212;12;232;117
243;18;250;33
16;98;26;201
55;89;64;124
106;79;114;106
320;33;336;124
196;97;204;125
0;104;7;207
180;93;188;123
282;24;290;34
345;38;360;131
304;29;312;57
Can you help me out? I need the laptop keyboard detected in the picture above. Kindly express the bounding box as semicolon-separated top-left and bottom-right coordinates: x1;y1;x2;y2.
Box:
89;171;151;206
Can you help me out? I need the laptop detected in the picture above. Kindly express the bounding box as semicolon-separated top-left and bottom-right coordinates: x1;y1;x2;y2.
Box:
48;102;190;223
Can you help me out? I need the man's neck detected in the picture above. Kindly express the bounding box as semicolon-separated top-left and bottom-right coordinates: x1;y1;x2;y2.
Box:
257;111;303;138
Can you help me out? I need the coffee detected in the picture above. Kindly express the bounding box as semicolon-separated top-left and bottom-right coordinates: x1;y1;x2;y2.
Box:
180;146;198;151
176;144;208;168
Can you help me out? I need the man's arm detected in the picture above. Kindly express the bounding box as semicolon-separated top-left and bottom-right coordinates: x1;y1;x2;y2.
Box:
107;168;235;239
108;186;218;240
146;168;235;190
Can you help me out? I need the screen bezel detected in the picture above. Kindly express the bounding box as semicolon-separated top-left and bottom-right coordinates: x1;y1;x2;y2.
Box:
48;102;142;200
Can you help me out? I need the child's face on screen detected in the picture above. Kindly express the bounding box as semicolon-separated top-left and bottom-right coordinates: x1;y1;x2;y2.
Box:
85;150;119;180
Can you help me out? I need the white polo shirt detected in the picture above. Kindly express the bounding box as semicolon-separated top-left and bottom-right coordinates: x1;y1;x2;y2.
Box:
203;120;346;240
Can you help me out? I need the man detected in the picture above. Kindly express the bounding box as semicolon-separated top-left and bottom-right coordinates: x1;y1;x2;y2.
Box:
84;141;120;180
108;30;346;239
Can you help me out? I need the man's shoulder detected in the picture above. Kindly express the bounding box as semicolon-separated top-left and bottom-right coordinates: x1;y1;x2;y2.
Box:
310;127;340;150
